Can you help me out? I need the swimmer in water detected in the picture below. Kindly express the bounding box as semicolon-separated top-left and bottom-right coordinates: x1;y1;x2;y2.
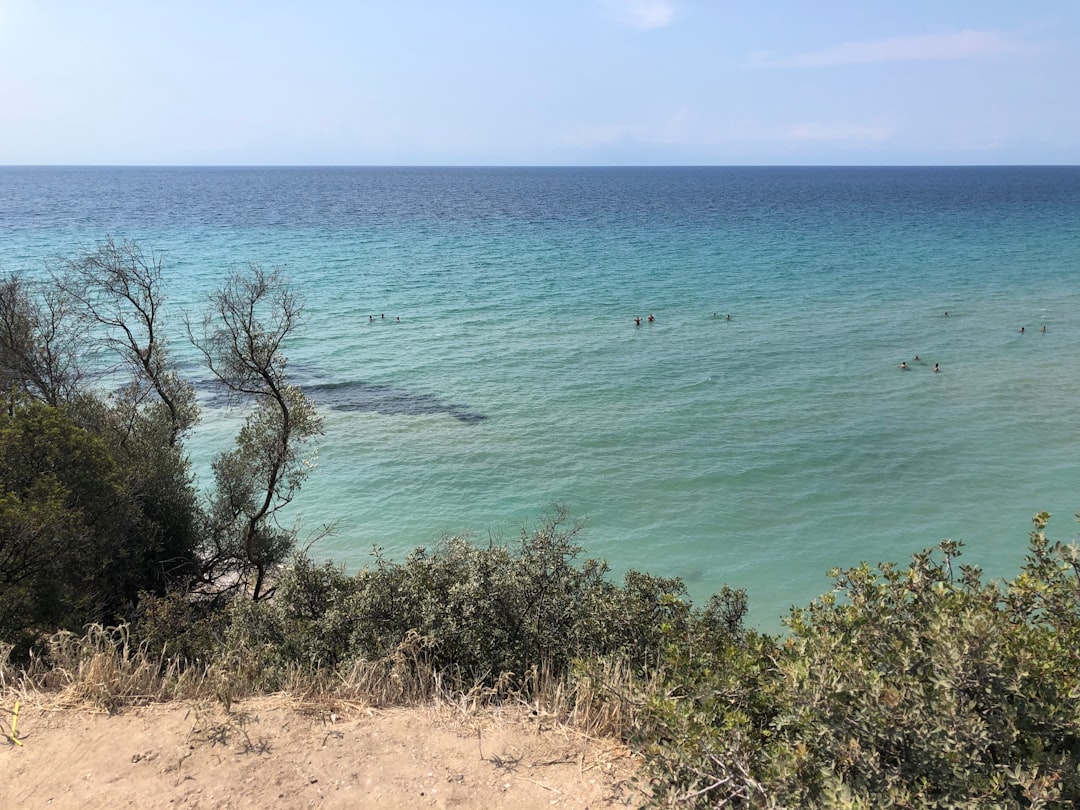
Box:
933;363;940;373
634;316;641;326
900;361;908;370
647;313;655;323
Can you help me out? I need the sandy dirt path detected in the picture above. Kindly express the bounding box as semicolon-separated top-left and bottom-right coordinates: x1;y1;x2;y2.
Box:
2;697;645;808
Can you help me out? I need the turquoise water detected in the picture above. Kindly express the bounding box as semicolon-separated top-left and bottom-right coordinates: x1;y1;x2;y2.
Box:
2;166;1079;629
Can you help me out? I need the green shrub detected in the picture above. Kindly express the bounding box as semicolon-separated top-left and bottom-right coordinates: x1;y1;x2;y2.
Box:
188;508;716;691
0;399;168;650
131;590;224;666
15;494;1080;809
641;515;1080;808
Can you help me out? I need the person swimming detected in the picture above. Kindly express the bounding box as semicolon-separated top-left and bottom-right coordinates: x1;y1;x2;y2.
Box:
900;361;908;370
647;313;655;323
933;363;940;373
634;316;641;326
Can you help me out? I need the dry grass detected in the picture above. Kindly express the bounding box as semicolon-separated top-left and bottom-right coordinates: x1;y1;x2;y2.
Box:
0;624;656;808
6;625;214;711
0;623;650;744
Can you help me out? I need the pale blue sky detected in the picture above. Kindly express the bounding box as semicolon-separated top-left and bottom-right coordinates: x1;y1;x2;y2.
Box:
2;1;1077;165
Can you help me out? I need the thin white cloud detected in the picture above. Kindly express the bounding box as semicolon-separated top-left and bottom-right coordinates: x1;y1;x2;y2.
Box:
748;29;1022;69
563;122;643;147
562;108;696;149
785;122;894;143
598;0;677;31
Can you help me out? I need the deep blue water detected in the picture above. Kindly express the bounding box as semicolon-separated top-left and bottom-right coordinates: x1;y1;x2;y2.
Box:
2;165;1079;628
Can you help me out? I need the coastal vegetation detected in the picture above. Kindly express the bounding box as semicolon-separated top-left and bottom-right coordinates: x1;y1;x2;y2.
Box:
2;240;1079;807
0;237;320;647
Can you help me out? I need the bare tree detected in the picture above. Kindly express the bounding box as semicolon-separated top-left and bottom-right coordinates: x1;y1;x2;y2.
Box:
190;266;323;600
60;236;197;446
0;273;85;407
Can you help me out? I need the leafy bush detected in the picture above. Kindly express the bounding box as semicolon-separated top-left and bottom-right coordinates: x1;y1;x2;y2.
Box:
11;492;1080;808
0;244;320;650
0;398;184;649
642;514;1080;808
184;507;721;691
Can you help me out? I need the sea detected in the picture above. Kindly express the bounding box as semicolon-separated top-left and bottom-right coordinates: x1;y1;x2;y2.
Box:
2;165;1079;630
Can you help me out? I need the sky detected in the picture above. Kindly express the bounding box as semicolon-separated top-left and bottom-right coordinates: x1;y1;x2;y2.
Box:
1;1;1078;166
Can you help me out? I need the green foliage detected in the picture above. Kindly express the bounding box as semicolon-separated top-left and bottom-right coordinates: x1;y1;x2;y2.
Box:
194;267;323;600
0;242;317;649
343;510;613;676
193;508;707;690
68;393;203;595
131;590;224;667
641;517;1080;808
0;273;85;407
0;400;138;647
0;393;203;654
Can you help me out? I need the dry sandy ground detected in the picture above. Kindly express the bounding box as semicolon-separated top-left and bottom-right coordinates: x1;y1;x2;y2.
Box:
1;697;646;809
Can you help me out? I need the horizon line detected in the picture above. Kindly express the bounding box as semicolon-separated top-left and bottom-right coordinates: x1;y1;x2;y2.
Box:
2;162;1078;170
